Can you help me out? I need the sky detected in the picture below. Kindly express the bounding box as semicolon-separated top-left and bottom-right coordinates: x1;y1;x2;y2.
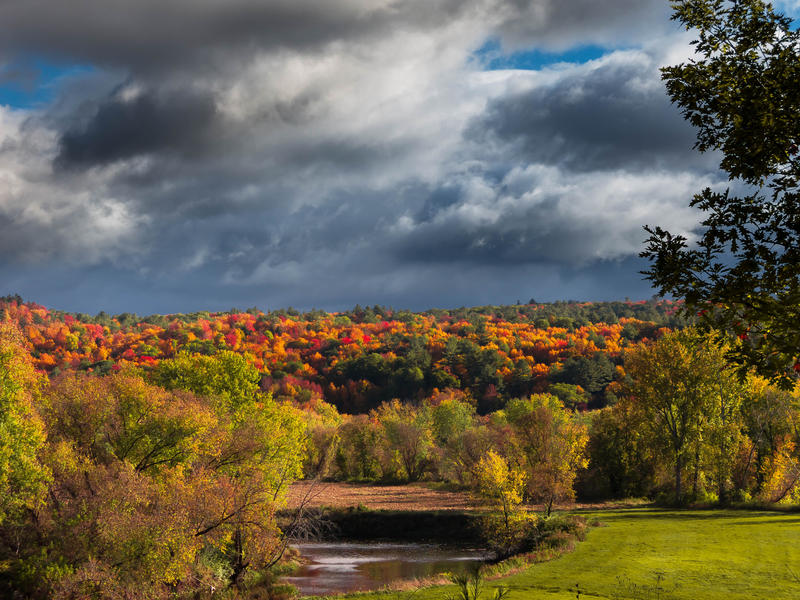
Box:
0;1;795;315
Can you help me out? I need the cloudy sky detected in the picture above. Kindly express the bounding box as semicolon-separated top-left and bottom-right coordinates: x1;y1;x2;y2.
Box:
0;1;795;315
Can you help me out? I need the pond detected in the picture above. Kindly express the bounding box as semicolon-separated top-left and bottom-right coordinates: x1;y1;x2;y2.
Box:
283;541;489;596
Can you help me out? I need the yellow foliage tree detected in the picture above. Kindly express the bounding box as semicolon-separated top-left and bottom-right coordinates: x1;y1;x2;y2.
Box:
0;323;49;526
504;394;589;516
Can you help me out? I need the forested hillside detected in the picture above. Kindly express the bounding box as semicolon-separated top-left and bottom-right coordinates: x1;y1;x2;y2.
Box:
0;295;685;414
3;296;800;598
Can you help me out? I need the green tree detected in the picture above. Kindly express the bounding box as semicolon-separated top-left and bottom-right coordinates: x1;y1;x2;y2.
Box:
210;395;306;587
28;369;306;596
334;414;383;480
373;400;433;482
151;353;305;586
429;391;475;445
446;424;503;486
551;354;614;396
45;373;216;473
586;404;656;498
643;0;800;387
18;374;216;597
301;401;342;478
426;390;477;482
623;331;721;503
703;354;749;504
152;350;261;412
548;383;591;411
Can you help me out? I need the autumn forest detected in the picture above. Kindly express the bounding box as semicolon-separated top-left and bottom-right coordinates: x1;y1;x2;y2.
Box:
3;294;800;598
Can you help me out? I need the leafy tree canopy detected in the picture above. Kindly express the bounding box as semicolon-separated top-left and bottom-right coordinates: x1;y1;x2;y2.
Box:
643;0;800;387
0;324;49;524
622;329;727;503
551;354;615;395
152;350;261;414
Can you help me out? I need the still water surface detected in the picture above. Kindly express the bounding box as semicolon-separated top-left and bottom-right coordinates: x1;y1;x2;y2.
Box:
284;541;488;596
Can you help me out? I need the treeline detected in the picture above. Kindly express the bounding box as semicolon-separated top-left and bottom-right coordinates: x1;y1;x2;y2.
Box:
302;332;800;507
302;389;587;515
0;296;684;415
1;294;685;329
583;332;800;505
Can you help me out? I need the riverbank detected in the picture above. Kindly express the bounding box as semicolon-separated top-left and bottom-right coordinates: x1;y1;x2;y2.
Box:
277;506;592;597
312;507;484;542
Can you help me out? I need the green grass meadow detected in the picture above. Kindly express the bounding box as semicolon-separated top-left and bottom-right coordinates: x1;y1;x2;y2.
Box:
329;509;800;600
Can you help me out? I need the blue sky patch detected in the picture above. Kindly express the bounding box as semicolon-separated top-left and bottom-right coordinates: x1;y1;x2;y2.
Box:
473;39;610;71
0;58;94;109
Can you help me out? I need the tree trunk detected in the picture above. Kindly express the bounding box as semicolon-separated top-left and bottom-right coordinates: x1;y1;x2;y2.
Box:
718;440;729;506
230;527;248;589
718;470;728;506
675;455;683;505
718;388;728;506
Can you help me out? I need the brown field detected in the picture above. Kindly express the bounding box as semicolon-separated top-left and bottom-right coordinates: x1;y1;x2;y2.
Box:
286;481;650;513
286;481;485;511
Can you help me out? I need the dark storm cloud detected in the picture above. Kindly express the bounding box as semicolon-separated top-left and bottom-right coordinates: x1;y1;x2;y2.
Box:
470;54;708;173
15;0;685;175
83;127;430;225
0;0;468;75
395;190;604;266
0;0;673;78
387;160;709;269
56;89;219;167
416;186;463;223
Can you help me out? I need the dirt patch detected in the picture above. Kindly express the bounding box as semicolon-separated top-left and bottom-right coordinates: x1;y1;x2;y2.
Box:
286;482;651;513
286;481;484;511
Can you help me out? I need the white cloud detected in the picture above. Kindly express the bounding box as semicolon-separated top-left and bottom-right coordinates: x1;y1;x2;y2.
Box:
0;106;145;264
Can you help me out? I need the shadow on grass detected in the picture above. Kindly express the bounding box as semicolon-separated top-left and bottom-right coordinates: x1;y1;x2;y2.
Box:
580;508;800;522
725;516;800;526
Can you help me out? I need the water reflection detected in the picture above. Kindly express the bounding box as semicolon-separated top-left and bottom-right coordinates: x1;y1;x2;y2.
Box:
284;541;488;596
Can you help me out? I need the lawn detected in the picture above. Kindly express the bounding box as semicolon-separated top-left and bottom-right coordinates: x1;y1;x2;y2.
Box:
322;508;800;600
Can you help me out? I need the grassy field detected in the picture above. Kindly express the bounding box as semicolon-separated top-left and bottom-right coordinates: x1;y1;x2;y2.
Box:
319;508;800;600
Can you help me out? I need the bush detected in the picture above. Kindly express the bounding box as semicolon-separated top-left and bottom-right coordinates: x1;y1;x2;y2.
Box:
480;512;589;560
479;513;541;558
